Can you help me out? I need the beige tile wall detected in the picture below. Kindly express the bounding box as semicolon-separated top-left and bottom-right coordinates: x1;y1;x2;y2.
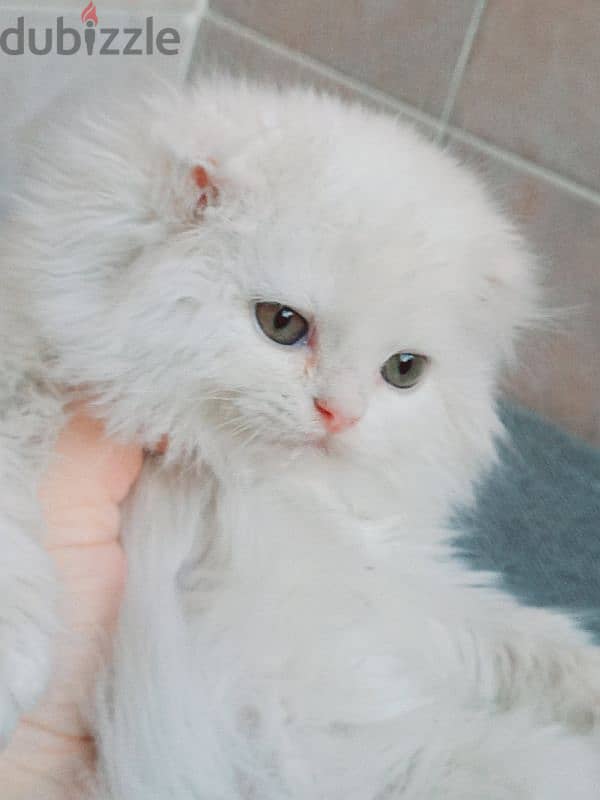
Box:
192;3;600;446
452;0;600;191
211;0;477;116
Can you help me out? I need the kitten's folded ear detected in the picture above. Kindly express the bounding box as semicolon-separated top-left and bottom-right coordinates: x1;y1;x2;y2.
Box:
192;164;219;212
158;157;222;225
479;232;542;366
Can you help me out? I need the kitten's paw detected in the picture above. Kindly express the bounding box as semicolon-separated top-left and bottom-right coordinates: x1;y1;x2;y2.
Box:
569;649;600;733
0;611;54;747
542;645;600;734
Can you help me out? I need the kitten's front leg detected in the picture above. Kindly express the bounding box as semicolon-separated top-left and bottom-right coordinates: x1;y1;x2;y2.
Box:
0;509;57;746
465;599;600;732
0;390;62;746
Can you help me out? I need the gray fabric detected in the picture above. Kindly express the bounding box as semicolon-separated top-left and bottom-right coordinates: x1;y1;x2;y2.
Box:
454;401;600;641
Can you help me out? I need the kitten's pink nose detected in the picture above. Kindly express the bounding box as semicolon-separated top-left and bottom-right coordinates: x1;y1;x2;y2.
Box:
313;398;359;434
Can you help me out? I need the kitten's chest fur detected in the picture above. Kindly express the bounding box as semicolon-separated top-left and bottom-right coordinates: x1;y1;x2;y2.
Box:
122;460;458;729
117;460;450;796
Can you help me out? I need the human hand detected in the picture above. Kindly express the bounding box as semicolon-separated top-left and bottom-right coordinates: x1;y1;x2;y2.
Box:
0;408;143;799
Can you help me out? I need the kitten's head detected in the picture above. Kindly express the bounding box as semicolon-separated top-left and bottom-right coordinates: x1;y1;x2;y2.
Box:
6;79;537;512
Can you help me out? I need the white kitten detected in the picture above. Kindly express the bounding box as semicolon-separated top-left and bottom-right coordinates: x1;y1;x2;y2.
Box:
1;77;599;799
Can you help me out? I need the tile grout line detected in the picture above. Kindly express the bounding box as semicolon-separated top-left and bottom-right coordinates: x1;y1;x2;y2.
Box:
444;124;600;207
179;0;208;83
204;8;447;135
436;0;487;144
203;7;600;209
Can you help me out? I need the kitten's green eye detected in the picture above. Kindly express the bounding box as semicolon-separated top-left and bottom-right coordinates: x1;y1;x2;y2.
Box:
381;352;427;389
255;302;309;346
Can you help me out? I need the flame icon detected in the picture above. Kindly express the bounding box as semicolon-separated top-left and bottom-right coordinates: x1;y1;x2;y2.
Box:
81;1;98;26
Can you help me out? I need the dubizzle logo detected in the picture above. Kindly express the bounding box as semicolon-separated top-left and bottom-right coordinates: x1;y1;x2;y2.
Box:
0;3;181;56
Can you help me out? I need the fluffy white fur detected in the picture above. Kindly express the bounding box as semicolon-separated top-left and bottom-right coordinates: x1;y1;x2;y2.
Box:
1;77;599;798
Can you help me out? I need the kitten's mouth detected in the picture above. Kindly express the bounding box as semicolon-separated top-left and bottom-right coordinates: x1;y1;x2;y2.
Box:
308;429;341;455
313;435;331;453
